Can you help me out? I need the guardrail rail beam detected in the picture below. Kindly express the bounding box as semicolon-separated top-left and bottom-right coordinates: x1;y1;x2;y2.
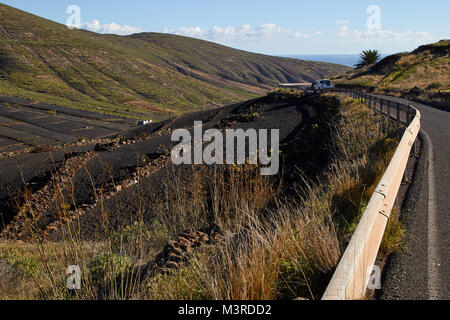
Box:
323;89;421;300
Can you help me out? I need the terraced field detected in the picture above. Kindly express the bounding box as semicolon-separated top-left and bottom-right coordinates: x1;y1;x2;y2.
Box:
0;92;330;237
0;96;134;153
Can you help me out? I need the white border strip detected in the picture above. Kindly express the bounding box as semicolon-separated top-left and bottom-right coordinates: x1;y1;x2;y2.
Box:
422;131;440;300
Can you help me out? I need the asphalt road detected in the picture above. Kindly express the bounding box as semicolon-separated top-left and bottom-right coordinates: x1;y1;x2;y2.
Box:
368;94;450;300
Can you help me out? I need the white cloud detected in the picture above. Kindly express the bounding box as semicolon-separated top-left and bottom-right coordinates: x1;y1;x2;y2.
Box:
83;20;142;35
84;20;101;32
336;25;436;45
166;23;310;44
335;20;351;25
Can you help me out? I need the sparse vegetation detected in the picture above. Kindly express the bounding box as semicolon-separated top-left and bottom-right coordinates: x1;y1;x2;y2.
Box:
334;40;450;110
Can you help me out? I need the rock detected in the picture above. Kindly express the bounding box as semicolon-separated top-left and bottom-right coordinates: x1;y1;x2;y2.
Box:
153;223;223;273
404;86;422;99
167;252;183;263
165;261;179;269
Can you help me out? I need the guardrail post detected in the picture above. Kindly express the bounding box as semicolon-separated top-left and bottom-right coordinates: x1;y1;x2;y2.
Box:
396;103;400;121
407;109;414;124
370;96;376;115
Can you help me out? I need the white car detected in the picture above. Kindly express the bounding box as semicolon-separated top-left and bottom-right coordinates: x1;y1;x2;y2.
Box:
138;120;153;126
312;79;335;91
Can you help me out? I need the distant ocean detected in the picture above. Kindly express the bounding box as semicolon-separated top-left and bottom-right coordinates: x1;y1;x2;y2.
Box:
282;54;388;68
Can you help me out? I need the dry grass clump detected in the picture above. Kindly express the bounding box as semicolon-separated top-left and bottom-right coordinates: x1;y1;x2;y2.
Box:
145;204;341;300
152;164;277;238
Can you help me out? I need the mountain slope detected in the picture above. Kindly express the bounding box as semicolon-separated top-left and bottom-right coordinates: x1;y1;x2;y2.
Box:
334;40;450;92
0;4;350;120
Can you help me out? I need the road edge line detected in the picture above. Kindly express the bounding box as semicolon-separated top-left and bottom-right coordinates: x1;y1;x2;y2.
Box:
422;130;440;300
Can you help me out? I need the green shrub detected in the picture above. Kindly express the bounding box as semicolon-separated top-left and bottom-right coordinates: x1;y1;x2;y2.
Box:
426;82;443;90
111;220;169;256
0;249;39;277
88;252;131;284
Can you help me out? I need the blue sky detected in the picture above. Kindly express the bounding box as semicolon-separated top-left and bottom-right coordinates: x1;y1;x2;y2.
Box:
2;0;449;55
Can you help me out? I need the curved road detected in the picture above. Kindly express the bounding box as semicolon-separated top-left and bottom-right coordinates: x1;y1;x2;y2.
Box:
368;94;450;300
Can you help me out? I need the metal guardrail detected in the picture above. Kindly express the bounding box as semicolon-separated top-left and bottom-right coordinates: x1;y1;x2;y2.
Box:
336;89;417;125
322;89;421;300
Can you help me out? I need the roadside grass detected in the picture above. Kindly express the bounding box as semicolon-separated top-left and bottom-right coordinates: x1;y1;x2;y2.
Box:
380;207;405;255
334;51;449;94
0;240;102;300
0;93;404;300
143;94;403;300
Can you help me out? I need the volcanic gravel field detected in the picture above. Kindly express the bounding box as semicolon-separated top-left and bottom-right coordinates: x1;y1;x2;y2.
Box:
0;94;325;241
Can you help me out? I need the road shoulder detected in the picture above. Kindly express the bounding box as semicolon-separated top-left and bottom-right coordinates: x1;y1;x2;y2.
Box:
378;131;429;300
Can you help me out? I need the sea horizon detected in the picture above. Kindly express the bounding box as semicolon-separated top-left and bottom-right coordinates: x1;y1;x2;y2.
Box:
281;54;388;68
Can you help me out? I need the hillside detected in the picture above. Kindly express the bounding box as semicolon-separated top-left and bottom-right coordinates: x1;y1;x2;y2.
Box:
0;4;350;120
334;40;450;108
0;90;402;300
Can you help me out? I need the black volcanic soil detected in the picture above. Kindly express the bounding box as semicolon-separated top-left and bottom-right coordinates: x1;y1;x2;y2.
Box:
0;93;339;240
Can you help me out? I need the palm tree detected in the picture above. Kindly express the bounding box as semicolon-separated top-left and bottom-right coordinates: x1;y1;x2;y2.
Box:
355;50;381;69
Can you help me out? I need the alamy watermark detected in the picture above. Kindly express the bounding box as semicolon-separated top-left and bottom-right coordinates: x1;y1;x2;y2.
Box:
367;5;382;30
66;5;81;29
171;121;280;176
367;265;382;290
66;265;81;290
